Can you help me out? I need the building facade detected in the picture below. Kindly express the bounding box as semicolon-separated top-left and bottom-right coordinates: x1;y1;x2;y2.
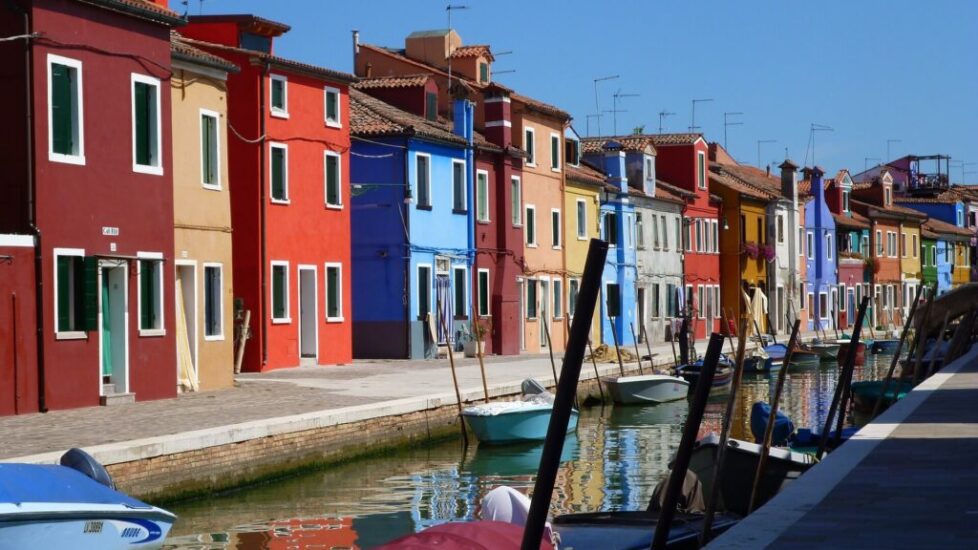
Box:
801;168;838;331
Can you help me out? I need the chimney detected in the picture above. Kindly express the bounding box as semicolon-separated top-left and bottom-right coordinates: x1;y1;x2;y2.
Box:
603;141;627;191
453;98;474;145
483;89;511;148
810;166;826;205
766;165;771;177
352;30;359;60
779;159;798;201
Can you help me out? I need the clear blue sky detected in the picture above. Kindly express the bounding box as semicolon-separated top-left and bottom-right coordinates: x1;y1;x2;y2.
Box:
190;0;978;181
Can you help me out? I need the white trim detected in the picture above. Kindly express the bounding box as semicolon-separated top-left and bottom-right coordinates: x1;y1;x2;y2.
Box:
136;253;166;337
324;150;343;209
199;108;222;190
697;151;706;190
270;261;291;323
576;198;587;240
451;158;468;213
0;234;34;247
323;85;342;128
525;204;537;247
269;74;289;118
524;126;536;167
549;132;561;172
476;169;490;222
136;251;164;260
269;142;289;204
53;247;87;340
477;268;491;317
484;96;511;104
485;120;511;128
551;208;562;249
201;262;224;341
324;262;344;322
452;265;468;319
416;263;433;320
297;264;319;361
131;73;163;176
415;152;432;208
511;175;522;227
46;54;85;165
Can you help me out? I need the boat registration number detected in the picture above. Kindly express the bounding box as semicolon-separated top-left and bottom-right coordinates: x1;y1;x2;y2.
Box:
84;521;104;534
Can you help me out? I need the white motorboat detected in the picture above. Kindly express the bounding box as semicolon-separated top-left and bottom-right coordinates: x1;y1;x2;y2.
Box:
602;374;689;405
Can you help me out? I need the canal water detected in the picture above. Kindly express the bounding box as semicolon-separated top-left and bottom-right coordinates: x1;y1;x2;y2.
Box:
164;354;893;549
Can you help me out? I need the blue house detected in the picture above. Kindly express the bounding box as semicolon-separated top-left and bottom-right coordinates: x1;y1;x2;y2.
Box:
802;167;838;330
349;89;475;359
584;141;638;347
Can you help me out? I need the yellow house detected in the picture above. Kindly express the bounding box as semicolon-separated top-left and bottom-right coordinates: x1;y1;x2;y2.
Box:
953;240;972;286
170;34;237;391
898;221;923;313
564;159;604;346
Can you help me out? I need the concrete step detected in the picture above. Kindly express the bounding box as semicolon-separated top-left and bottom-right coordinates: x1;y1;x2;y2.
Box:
100;392;135;406
299;356;317;367
102;383;115;395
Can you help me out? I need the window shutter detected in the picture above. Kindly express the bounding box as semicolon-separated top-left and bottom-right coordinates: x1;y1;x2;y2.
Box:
51;64;73;155
327;268;339;318
202;116;215;184
426;93;437;122
134;83;151;165
82;257;99;331
326;155;339;205
479;274;489;316
271;148;284;199
271;80;283;110
551;137;559;169
273;269;285;318
56;257;70;330
140;261;153;329
479;63;488;83
326;91;338;121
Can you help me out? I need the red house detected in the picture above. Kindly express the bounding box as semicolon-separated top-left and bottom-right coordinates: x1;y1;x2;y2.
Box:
181;15;355;371
650;134;721;340
0;0;182;411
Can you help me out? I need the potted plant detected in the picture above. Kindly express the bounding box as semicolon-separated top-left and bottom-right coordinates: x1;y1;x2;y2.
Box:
744;241;759;260
761;244;776;262
463;319;491;357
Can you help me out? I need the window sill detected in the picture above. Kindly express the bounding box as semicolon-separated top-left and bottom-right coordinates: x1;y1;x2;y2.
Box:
55;331;87;341
139;328;166;337
452;208;468;215
325;203;344;210
133;163;164;176
513;223;523;229
416;205;432;211
552;246;562;250
577;236;587;241
553;316;564;321
202;183;223;191
454;315;468;321
204;334;225;342
272;317;292;324
326;317;345;323
478;314;491;319
270;110;289;119
49;152;86;166
526;162;537;168
551;167;561;173
271;199;291;205
325;120;342;129
477;220;491;225
527;243;538;248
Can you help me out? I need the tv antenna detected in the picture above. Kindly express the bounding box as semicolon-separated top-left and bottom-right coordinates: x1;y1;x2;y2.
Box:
756;139;776;169
723;111;743;150
805;123;833;167
610;90;639;135
689;98;713;132
592;75;619;136
658;110;675;133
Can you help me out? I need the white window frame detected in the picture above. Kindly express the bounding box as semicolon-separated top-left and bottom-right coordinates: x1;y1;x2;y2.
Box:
53;247;87;340
806;231;814;260
476;169;490;222
576;199;587;240
695;219;703;252
912;234;918;258
131;73;163;176
324;85;341;128
551;208;562;249
526;204;537;247
202;262;224;341
415;152;432;208
451;159;467;213
550;132;561;172
324;262;344;322
270;74;289;118
477;269;491;317
663;216;670;250
876;230;883;256
842;190;850;212
524;127;536;167
819;292;829;320
511;176;522;227
137;251;165;337
777;214;785;243
799;227;805;257
199;108;221;190
697;285;706;319
270;260;291;324
568;278;580;318
47;54;85;165
269;142;289;204
452;265;467;319
417;264;433;320
553;278;563;319
697;151;706;189
324;150;343;209
826;232;833;260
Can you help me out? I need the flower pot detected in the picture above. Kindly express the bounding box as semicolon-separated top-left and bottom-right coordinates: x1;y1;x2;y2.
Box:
463;340;479;358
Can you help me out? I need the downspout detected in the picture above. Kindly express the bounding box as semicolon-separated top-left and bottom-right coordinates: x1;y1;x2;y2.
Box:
465;102;475;324
403;136;411;358
260;62;269;365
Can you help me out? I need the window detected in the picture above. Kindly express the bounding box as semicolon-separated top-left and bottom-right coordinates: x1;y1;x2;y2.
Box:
325;263;343;321
138;256;163;334
324;86;341;127
698;286;706;319
777;215;784;243
651;283;661;317
606;283;621;318
203;264;223;339
842;190;850;212
808;292;814;314
476;170;489;222
524;127;536;165
888;232;897;257
799;227;805;257
912;234;918;258
417;265;431;320
697;151;706;189
662;216;670;250
901;233;907;257
819;293;829;319
453;267;467;318
54;250;93;335
645;214;654;249
666;283;677;317
478;269;490;317
270;74;288;117
271;262;290;322
566;138;580;166
604;212;618;246
576;199;587;239
479;62;489;83
712;220;719;253
48;55;84;163
645;157;654;183
876;230;883;256
324;151;342;207
551;209;561;248
200;110;220;188
676;219;682;252
425;92;437;121
714;286;721;319
525;205;537;246
740;214;747;244
884;187;892;206
861;235;869;256
825;232;833;260
416;153;431;208
695;219;703;252
806;231;814;260
683;220;692;252
568;279;579;317
957;210;964;227
511;177;522;226
553;279;563;319
550;133;560;171
527;279;538;319
270;143;288;202
132;74;162;174
452;159;467;212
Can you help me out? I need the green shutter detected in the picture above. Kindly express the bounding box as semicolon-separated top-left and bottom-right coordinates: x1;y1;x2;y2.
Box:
81;257;99;331
271;79;284;110
326;91;338;122
272;268;285;318
202;115;215;184
56;257;70;331
453;163;464;210
51;64;73;155
551;137;559;169
271;147;285;200
140;261;153;330
326;155;339;205
479;273;489;316
134;82;151;166
479;63;488;83
327;268;339;318
426;93;437;122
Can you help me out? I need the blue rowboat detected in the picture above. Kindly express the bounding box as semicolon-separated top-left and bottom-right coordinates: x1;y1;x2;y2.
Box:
462;401;577;445
750;401;794;445
871;339;901;354
764;343;788;361
0;450;175;549
603;374;689;405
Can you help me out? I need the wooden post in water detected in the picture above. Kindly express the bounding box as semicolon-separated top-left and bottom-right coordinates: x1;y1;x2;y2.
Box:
642;323;656;372
669;321;679;366
749;319;802;514
911;287;937;387
521;239;607;550
609;316;626;377
587;339;605;402
722;308;736;354
652;333;724;550
700;315;750;544
630;322;644;374
438;310;468;446
870;284;924;420
541;315;559;387
817;296;869;459
470;295;490;403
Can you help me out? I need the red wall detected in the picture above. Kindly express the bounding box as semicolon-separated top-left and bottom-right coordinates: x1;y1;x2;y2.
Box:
31;0;176;409
0;242;39;415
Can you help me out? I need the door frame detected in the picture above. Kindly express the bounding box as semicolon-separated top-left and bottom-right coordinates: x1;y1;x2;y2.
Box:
297;264;319;362
97;259;129;396
175;260;199;389
517;277;525;351
539;277;550;350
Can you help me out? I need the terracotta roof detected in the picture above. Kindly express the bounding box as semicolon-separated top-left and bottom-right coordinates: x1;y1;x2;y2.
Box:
709;165;779;201
187;14;290;35
350;88;465;145
580;136;657;155
923;217;972;240
79;0;183;25
895;188;965;205
648;133;704;146
510;91;571;121
450;44;494;61
951;185;978;200
354;74;431;90
657;180;696;201
566;160;606;187
180;36;356;84
832;211;870;230
171;32;238;72
850;198;928;223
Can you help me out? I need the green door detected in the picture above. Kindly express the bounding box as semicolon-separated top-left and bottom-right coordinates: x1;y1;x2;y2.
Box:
101;270;112;378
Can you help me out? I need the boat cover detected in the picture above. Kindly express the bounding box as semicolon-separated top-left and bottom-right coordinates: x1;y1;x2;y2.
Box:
461;400;552;417
374;520;554;550
0;464;149;508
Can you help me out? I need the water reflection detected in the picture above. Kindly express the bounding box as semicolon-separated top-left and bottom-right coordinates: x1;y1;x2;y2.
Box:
164;355;892;549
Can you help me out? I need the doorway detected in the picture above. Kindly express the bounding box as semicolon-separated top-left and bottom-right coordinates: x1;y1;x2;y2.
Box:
176;263;198;389
517;278;525;351
298;266;318;361
637;287;646;343
540;279;550;349
99;261;128;395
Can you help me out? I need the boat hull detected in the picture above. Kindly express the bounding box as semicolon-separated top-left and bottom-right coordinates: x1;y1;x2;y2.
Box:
0;512;174;550
809;343;840;360
603;375;689;405
836;340;866;366
851;380;913;413
871;339;901;354
788;351;820;368
462;406;577;445
749;402;794;446
554;511;737;550
743;355;774;373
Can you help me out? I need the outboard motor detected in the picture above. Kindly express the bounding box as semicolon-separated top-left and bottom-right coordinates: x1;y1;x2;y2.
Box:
60;448;114;488
521;378;548;396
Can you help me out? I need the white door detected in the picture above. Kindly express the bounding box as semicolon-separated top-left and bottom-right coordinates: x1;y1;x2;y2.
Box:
298;266;318;360
176;264;198;389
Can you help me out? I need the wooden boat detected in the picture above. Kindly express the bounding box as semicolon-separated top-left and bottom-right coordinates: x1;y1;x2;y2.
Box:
675;364;733;388
763;343;788;362
462;401;577;445
787;347;820;368
687;433;815;516
871;339;901;354
808;341;840;360
850;380;913;414
749;401;794;445
842;333;873;352
836;339;866;366
603;374;689;405
553;511;738;550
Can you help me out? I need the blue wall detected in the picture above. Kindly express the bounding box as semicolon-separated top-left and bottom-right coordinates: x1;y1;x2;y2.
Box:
805;170;838;330
936;239;953;295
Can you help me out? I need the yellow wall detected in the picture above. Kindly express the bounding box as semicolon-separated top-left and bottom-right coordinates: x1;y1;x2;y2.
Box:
564;179;601;345
953;241;971;285
171;61;235;391
715;187;768;331
900;224;922;280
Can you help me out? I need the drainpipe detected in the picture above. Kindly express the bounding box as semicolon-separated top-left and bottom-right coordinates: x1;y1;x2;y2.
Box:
260;62;269;366
403;136;411;358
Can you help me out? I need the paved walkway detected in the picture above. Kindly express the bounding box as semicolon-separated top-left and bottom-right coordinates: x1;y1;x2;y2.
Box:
713;344;978;548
